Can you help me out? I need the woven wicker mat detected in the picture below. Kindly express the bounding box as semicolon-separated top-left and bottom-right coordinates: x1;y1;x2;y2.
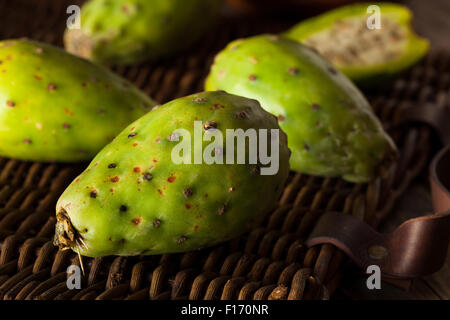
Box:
0;0;444;300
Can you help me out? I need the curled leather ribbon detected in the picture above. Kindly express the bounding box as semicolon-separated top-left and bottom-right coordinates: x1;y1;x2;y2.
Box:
306;103;450;280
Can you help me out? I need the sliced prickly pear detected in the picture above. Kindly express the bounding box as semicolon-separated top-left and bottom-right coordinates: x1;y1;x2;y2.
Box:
64;0;223;65
205;34;397;183
0;39;155;162
55;91;290;257
283;2;429;85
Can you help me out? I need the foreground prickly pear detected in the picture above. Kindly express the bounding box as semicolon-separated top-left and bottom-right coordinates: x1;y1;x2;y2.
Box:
55;91;290;257
283;3;429;84
205;35;397;183
0;39;155;162
64;0;223;65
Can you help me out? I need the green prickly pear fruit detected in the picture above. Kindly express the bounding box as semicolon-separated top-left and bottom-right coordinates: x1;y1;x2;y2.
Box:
205;35;397;183
283;2;429;85
64;0;223;65
55;91;290;257
0;39;155;162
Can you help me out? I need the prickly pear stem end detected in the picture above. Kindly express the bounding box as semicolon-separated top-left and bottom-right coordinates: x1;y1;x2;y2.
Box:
54;208;85;252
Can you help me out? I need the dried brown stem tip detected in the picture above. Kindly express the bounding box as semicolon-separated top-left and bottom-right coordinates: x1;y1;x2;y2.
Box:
54;208;85;252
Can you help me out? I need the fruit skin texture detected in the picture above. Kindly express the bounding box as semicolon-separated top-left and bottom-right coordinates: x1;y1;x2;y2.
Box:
283;2;429;85
64;0;223;65
205;35;397;183
55;91;290;257
0;39;155;162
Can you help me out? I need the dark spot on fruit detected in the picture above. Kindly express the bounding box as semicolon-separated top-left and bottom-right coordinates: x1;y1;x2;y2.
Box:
23;138;32;144
110;188;114;193
82;228;88;233
158;189;163;196
34;75;42;81
62;123;71;129
251;164;260;175
133;166;141;173
316;121;321;126
328;66;338;75
98;109;105;114
218;204;227;216
237;111;247;119
178;236;187;244
312;103;321;110
288;67;299;75
131;217;141;225
194;97;206;103
204;194;208;198
194;225;199;232
185;204;191;209
167;175;176;183
153;219;161;227
64;108;73;115
47;83;57;91
90;191;97;198
128;132;137;138
229;187;235;192
108;237;113;241
133;142;138;147
203;121;217;131
248;74;257;81
278;115;285;122
111;176;120;182
119;239;126;245
155;137;160;143
121;3;130;13
81;82;87;87
108;163;117;169
120;205;127;212
304;144;310;151
6;100;15;107
143;173;153;181
210;103;224;110
183;188;193;198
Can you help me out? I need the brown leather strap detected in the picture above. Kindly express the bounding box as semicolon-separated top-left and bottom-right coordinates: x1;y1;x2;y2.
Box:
306;210;450;279
397;102;450;146
430;145;450;214
306;103;450;279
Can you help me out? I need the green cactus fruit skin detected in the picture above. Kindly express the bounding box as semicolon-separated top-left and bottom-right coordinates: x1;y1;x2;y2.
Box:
283;2;429;85
0;39;155;162
55;91;290;257
64;0;223;65
205;35;398;183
